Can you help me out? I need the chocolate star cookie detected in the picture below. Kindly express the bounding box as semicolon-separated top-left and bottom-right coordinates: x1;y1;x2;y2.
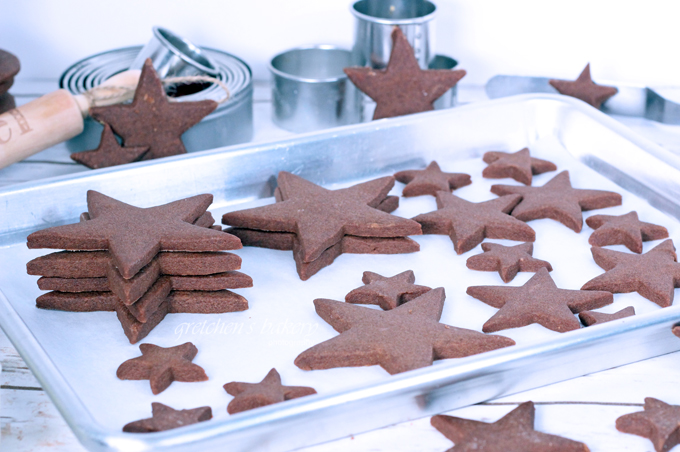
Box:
581;239;680;307
467;268;613;333
90;59;217;160
70;124;148;169
431;401;589;452
587;211;669;253
345;270;431;310
223;368;316;414
616;398;680;452
549;64;618;109
294;288;515;375
491;171;622;232
0;49;20;96
412;192;535;254
466;242;552;283
222;172;421;264
579;306;635;326
27;191;241;278
123;402;212;433
344;27;466;120
117;342;208;394
482;148;557;185
394;161;471;197
0;92;14;114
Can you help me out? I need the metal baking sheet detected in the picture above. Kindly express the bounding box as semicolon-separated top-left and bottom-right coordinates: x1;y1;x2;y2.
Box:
2;94;680;452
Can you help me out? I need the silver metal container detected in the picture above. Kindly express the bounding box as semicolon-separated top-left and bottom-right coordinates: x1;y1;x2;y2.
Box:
3;95;680;452
269;46;362;133
60;46;253;154
429;54;458;109
129;26;219;78
351;0;437;69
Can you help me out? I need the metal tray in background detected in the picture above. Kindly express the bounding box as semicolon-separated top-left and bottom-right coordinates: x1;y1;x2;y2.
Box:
2;94;680;452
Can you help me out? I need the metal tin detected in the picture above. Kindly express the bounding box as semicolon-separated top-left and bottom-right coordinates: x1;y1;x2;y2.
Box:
351;0;437;69
60;46;253;153
3;95;680;451
130;27;219;78
429;54;458;109
269;46;362;133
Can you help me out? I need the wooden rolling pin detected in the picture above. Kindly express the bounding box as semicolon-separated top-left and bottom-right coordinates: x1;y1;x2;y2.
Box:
0;70;140;169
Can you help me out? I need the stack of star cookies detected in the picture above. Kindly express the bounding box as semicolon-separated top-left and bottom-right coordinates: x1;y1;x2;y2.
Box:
26;191;251;343
222;172;423;280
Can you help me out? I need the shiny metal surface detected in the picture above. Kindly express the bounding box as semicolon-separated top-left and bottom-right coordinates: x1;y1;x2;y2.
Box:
3;95;680;451
269;46;362;133
485;74;680;124
351;0;437;69
60;46;253;153
130;26;219;78
428;54;458;109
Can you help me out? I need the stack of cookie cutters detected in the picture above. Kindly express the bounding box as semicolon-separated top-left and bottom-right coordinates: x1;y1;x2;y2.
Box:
269;0;460;133
60;27;253;153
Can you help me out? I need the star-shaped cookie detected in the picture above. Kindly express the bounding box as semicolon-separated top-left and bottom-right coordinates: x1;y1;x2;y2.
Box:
581;239;680;307
27;191;241;278
116;342;208;394
616;398;680;452
466;242;552;283
467;268;613;333
490;171;622;232
223;368;316;414
0;49;20;96
586;211;669;253
345;270;431;310
579;306;635;326
90;58;217;160
123;402;212;433
70;124;148;169
344;27;466;120
222;172;421;264
549;64;618;109
412;192;536;254
294;287;515;375
431;401;589;452
394;161;471;197
482;148;557;185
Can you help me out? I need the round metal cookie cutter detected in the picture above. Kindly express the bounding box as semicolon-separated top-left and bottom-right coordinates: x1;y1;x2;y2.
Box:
351;0;437;69
60;46;253;154
130;26;219;79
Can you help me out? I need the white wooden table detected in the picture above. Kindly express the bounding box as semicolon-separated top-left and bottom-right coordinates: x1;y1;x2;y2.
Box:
3;79;680;452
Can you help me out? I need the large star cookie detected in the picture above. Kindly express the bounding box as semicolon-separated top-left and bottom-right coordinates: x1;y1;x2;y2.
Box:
466;242;552;283
586;211;668;254
467;268;613;333
90;59;217;160
345;270;431;310
394;161;471;197
431;401;589;452
581;239;680;307
222;172;421;264
294;288;515;375
0;49;20;96
116;342;208;394
412;192;535;254
223;368;316;414
27;191;240;278
344;27;466;120
490;171;622;232
616;398;680;452
482;148;557;185
549;64;618;109
123;402;212;433
70;124;148;169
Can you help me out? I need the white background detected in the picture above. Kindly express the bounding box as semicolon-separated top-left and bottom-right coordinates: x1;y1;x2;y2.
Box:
1;0;679;86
